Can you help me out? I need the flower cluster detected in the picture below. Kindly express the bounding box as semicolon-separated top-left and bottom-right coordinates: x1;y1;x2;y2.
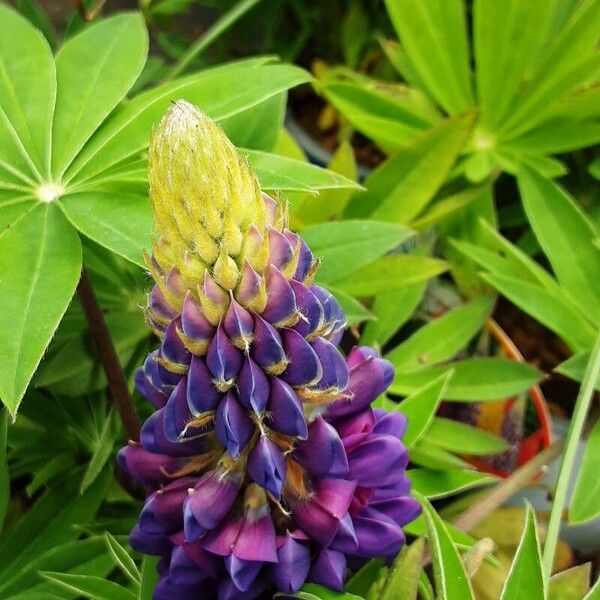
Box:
119;101;419;599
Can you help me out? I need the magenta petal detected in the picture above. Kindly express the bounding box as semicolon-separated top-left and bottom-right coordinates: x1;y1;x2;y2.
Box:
215;393;254;458
284;230;313;282
247;436;286;499
161;319;191;366
311;337;349;390
369;496;422;527
142;477;193;531
234;504;278;562
267;225;294;270
129;524;171;555
189;469;241;527
181;292;214;346
149;284;178;321
236;260;261;306
373;409;407;438
207;325;243;384
219;576;265;600
352;507;406;557
281;329;323;386
169;546;210;586
293;416;348;478
200;516;243;556
224;298;254;349
290;280;324;338
327;353;394;419
261;264;297;325
135;368;167;409
164;376;204;442
141;410;206;457
117;444;183;487
269;532;310;593
311;286;345;336
348;435;408;487
251;314;287;372
309;548;346;591
290;479;356;546
329;512;358;554
237;357;269;413
187;356;222;414
224;555;262;592
267;378;308;439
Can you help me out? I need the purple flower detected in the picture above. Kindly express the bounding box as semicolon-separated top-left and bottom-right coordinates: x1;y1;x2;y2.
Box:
121;100;419;599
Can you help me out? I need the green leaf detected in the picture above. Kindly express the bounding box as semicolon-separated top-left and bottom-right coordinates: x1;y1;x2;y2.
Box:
549;564;591;600
0;410;8;537
104;532;140;586
0;537;112;598
41;572;136;600
288;584;363;600
139;555;160;600
326;287;374;326
404;514;477;550
320;79;437;149
384;0;474;114
410;442;471;471
481;272;596;352
80;411;118;493
0;4;56;178
396;372;453;447
301;220;413;282
299;140;358;224
245;149;361;193
220;92;285;152
328;255;448;297
65;63;310;184
389;358;541;401
367;113;475;223
60;192;152;267
500;505;545;600
518;167;600;325
555;352;600;392
386;297;493;371
51;13;148;177
381;538;425;600
361;283;426;348
346;559;385;597
0;205;82;416
36;310;148;394
423;417;509;456
570;418;600;524
0;467;111;595
409;468;495;500
473;0;553;129
16;0;58;50
416;492;475;600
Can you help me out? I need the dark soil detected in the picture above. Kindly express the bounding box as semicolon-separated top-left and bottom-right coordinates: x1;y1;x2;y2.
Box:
290;88;386;169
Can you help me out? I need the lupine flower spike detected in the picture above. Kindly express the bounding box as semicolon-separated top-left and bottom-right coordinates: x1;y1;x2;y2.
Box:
119;100;420;599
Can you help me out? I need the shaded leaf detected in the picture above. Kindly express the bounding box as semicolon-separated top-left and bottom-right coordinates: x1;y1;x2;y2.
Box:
409;468;495;499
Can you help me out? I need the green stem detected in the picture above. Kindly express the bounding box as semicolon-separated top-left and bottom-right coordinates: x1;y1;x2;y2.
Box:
542;329;600;577
163;0;265;82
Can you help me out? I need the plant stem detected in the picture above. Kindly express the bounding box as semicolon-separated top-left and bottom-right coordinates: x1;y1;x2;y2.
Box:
541;330;600;577
163;0;265;82
77;271;141;442
452;440;564;533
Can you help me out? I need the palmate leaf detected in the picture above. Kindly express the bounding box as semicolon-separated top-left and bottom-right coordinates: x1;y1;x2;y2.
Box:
0;4;55;180
51;13;148;177
0;6;326;415
0;205;81;416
